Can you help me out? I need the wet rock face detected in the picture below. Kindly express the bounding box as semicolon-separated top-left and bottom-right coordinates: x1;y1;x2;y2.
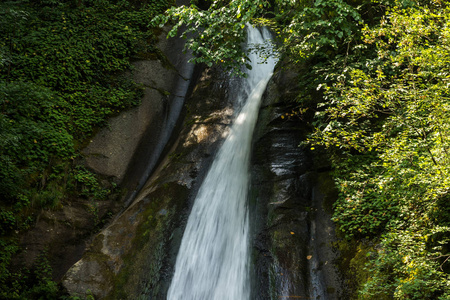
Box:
250;104;312;299
250;66;344;299
63;59;345;299
62;66;236;299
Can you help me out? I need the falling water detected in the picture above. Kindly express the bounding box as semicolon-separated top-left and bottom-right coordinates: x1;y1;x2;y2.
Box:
167;26;276;300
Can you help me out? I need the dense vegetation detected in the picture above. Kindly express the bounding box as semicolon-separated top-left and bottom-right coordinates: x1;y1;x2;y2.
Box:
0;0;168;298
306;2;450;298
159;0;450;298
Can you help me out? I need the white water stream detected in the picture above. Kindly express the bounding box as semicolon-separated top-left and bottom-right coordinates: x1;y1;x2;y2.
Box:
167;26;276;300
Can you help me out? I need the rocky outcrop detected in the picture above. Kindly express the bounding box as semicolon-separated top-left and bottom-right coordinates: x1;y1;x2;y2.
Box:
62;65;237;299
82;24;195;205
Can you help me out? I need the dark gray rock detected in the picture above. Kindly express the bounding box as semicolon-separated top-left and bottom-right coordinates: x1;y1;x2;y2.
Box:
250;63;344;299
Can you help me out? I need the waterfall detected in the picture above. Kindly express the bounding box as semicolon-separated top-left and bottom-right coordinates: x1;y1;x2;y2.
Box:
166;26;276;300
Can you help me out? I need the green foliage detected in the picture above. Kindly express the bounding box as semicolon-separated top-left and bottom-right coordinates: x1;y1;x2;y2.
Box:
0;0;161;139
21;250;60;299
361;228;450;299
0;0;169;297
152;0;275;76
306;0;450;298
72;166;111;200
0;239;20;299
1;82;73;165
152;0;362;75
0;0;168;216
280;0;363;60
331;153;400;239
0;245;62;300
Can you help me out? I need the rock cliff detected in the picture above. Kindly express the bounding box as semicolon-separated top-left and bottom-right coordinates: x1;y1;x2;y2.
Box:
63;41;345;300
63;61;345;299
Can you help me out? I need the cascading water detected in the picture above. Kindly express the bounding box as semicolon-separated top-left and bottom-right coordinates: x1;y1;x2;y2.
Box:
166;26;276;300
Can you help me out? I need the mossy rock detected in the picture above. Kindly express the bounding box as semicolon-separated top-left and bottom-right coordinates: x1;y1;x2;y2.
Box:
107;183;189;299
